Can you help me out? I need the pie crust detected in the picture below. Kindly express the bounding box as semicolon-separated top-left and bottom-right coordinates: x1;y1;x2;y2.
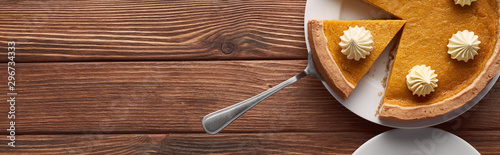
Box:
308;20;354;100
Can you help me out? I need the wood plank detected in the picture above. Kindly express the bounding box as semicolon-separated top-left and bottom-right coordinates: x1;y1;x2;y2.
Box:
0;0;307;63
0;60;499;134
1;131;499;154
0;132;378;154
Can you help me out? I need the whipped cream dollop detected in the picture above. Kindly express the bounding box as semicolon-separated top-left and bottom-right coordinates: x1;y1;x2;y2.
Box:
406;65;438;97
447;30;480;62
454;0;477;7
339;26;374;61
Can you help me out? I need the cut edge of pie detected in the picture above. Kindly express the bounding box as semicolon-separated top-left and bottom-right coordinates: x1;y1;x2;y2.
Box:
308;19;405;100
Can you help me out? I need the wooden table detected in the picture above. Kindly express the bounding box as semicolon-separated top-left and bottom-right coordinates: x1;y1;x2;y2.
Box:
1;0;499;154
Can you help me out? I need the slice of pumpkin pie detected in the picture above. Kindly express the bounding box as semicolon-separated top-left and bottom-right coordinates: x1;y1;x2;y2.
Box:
308;20;406;99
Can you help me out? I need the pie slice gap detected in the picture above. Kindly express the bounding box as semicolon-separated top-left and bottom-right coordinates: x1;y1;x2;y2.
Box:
308;20;406;99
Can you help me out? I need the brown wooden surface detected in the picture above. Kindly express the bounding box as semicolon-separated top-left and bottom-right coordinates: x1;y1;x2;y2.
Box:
0;0;307;62
0;0;499;154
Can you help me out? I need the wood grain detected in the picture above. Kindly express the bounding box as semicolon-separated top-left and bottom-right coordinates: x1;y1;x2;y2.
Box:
1;60;499;134
0;132;378;154
1;131;499;154
0;0;307;63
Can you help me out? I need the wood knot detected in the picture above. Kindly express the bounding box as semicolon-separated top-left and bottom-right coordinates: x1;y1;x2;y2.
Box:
220;42;235;54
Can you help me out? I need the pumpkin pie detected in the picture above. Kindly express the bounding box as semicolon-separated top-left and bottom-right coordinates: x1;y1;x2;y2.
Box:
309;0;500;120
308;20;406;99
363;0;500;120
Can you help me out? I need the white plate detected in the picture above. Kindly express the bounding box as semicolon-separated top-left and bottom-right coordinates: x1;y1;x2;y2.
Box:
353;128;480;155
304;0;500;128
